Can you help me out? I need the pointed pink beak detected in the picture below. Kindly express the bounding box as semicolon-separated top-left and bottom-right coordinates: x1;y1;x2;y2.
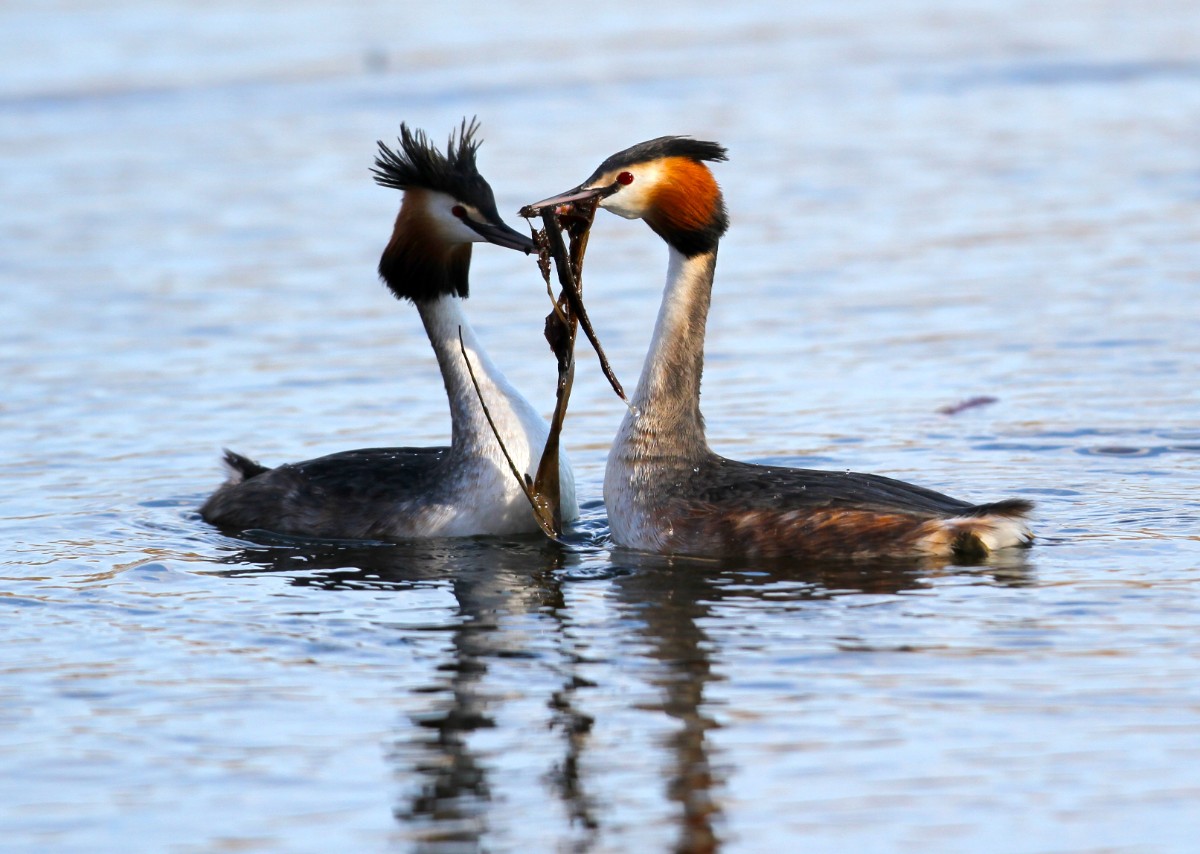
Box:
520;182;618;219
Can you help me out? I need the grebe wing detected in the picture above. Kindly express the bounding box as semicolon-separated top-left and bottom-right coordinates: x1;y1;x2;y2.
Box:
690;455;982;517
663;455;1031;559
200;446;449;536
272;447;449;497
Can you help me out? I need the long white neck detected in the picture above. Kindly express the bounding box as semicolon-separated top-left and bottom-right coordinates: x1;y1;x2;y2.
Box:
620;246;718;462
417;295;540;458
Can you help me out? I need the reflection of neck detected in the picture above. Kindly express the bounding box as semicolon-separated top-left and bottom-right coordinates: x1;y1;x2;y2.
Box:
397;575;498;839
618;567;720;853
417;295;526;456
624;246;717;461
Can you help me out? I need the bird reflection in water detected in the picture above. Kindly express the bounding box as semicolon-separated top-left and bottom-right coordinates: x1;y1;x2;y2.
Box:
214;536;1031;853
599;549;1031;854
215;535;599;851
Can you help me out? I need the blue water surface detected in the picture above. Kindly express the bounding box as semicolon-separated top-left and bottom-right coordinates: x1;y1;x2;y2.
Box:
2;1;1198;851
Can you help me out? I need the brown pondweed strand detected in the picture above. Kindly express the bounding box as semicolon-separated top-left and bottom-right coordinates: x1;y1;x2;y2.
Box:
461;199;626;539
456;327;560;541
527;205;590;537
529;200;631;537
525;199;627;404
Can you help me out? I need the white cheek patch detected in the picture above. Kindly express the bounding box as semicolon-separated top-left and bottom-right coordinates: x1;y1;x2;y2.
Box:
599;161;663;220
425;192;484;243
455;204;490;243
604;200;643;220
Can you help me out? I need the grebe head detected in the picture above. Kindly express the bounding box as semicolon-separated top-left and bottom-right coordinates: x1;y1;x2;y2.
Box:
530;136;730;257
374;118;534;302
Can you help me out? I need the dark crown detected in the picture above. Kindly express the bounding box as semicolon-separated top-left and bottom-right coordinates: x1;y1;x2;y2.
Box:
587;136;728;183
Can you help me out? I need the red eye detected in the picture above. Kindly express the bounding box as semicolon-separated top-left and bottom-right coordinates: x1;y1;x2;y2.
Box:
451;205;467;218
617;171;634;186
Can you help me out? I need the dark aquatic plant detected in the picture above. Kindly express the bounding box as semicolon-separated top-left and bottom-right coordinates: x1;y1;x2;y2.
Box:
462;197;625;539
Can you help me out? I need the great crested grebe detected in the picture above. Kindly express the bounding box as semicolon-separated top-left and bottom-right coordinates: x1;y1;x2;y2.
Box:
202;120;577;540
528;136;1031;559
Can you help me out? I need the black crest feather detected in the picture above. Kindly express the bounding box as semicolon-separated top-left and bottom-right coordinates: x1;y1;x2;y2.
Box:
373;118;504;303
372;117;492;205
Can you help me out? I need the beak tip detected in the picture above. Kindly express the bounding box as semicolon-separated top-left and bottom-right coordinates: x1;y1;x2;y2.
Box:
522;184;602;216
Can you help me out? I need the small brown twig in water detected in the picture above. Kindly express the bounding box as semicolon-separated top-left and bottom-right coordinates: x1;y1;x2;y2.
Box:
937;395;999;416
